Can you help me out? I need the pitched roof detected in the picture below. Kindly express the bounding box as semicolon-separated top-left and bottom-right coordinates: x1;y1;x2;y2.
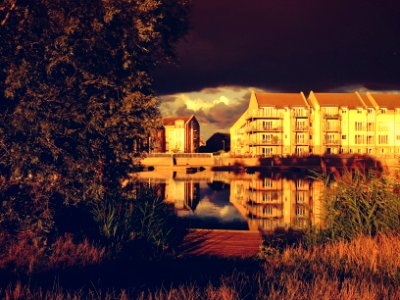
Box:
312;93;364;108
162;116;191;126
369;94;400;110
358;94;375;108
255;93;308;108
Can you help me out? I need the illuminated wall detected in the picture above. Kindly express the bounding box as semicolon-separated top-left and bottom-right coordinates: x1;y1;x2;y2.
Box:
231;91;400;157
161;115;200;153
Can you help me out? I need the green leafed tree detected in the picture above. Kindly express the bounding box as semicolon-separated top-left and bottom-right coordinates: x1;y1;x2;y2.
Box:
0;0;190;238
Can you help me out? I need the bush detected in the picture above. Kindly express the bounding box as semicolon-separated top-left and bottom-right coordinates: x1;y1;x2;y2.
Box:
321;170;400;241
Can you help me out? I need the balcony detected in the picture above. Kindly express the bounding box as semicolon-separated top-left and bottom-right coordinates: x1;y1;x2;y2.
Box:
294;126;309;131
293;112;309;118
246;111;284;120
324;140;340;145
249;140;283;146
246;126;283;133
324;113;340;119
324;127;340;132
295;139;309;145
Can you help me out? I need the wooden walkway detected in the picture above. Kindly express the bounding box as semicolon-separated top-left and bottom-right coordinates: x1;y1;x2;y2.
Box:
178;229;262;258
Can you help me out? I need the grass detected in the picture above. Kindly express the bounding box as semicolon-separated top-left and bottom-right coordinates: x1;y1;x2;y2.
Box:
1;233;400;299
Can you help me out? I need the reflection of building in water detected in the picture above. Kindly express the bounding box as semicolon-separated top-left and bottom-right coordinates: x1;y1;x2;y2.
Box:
230;175;324;232
163;179;201;212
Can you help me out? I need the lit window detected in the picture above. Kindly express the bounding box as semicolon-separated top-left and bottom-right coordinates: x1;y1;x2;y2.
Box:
378;135;388;144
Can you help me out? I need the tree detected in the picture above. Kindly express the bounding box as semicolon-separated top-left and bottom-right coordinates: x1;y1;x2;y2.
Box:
0;0;190;240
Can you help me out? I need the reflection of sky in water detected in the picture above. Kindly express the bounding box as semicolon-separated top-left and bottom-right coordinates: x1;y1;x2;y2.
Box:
179;182;248;230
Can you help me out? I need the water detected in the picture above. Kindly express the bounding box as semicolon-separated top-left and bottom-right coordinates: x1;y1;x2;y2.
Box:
138;169;325;233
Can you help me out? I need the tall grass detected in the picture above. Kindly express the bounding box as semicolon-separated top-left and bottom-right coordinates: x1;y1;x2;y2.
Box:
91;185;179;258
321;170;400;241
2;234;400;299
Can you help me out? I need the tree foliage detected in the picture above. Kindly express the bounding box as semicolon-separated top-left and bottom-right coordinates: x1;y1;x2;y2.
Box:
0;0;190;243
0;0;189;196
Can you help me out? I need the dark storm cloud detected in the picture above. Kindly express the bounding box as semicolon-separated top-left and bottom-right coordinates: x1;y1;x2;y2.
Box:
153;0;400;94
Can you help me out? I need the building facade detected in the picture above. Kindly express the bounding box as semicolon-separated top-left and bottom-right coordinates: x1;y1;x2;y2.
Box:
230;91;400;157
155;115;200;153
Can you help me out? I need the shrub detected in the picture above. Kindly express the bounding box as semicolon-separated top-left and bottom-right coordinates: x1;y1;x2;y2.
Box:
321;170;400;241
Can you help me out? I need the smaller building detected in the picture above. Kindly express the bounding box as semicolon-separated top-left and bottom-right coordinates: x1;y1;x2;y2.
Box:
204;133;230;153
155;115;200;153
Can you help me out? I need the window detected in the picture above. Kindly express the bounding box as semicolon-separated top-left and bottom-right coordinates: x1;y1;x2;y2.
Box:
262;134;272;143
262;147;273;156
367;122;374;131
263;121;272;130
296;133;305;144
296;206;305;216
378;135;388;144
357;109;362;114
381;108;387;114
263;206;273;215
355;122;363;131
296;120;306;130
326;134;337;144
342;134;347;140
397;135;400;141
355;135;364;144
262;178;273;188
295;192;305;203
262;193;272;202
367;135;374;144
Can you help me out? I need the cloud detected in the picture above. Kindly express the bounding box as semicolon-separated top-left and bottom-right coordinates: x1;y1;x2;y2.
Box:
158;86;252;139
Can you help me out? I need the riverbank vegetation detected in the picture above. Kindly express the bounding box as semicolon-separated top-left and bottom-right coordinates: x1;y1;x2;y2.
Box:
1;234;400;299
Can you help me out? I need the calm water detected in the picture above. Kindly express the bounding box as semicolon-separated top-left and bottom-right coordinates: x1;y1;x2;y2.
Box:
138;170;325;233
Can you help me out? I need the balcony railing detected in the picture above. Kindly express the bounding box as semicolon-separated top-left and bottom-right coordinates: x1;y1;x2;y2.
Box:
324;113;340;119
295;126;309;131
249;140;283;146
324;127;340;132
293;112;309;118
324;140;340;145
246;111;284;119
295;139;309;145
246;126;283;132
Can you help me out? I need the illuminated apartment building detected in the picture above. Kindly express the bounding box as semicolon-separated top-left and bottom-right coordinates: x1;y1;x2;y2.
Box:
156;115;200;153
308;92;400;156
230;91;310;156
230;91;400;157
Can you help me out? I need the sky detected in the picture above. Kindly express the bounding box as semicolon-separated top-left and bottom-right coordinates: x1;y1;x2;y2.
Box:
153;0;400;139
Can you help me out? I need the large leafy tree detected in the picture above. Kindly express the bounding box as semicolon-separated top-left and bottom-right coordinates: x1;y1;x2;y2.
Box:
0;0;190;241
0;0;189;198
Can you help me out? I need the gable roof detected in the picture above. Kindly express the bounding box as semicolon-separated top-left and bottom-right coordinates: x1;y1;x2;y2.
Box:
255;93;308;108
368;93;400;110
358;93;376;108
312;93;364;108
162;116;191;126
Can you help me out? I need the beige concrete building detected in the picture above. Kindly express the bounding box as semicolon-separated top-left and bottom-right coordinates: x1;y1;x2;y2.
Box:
230;91;400;157
230;91;310;156
155;115;200;153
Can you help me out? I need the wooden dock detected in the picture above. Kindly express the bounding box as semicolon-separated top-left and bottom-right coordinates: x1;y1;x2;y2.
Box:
178;229;262;258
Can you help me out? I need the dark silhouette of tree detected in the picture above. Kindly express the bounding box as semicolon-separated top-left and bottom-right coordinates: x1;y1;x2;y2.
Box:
0;0;190;240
